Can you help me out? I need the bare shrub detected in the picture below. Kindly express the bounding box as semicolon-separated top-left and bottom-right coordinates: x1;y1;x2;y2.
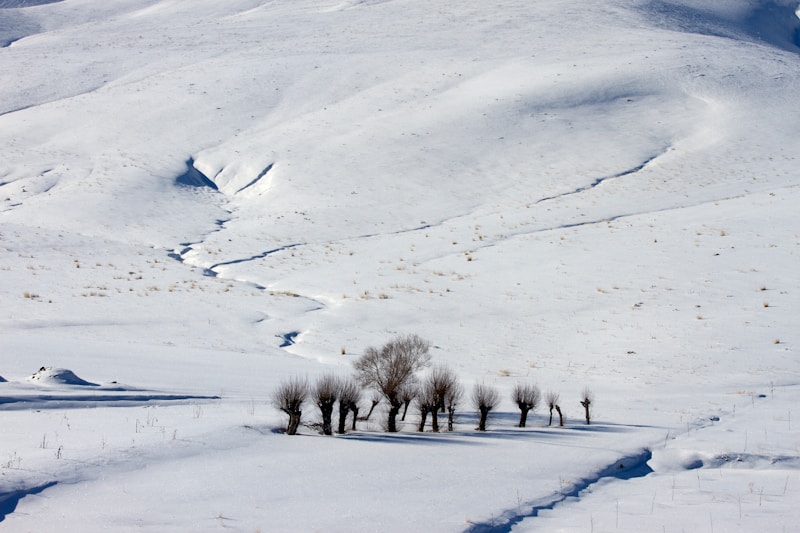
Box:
337;376;362;434
512;382;540;428
472;382;500;431
580;387;594;425
272;377;308;435
353;334;432;432
545;391;560;427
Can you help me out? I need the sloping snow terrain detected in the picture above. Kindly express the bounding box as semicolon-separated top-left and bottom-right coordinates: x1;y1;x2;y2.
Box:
1;0;799;531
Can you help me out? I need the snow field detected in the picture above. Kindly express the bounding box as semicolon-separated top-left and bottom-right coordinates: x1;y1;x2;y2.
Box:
1;0;799;530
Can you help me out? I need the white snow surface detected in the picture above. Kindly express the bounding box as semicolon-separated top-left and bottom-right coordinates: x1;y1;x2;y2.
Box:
1;0;799;531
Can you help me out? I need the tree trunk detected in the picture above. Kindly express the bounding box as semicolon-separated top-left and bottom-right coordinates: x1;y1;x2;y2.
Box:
350;404;359;431
581;400;591;425
287;411;302;435
518;406;529;428
401;399;412;421
321;403;334;435
548;407;553;427
337;404;349;434
387;403;401;432
447;408;455;431
417;407;428;432
555;405;564;427
430;408;440;432
477;407;489;431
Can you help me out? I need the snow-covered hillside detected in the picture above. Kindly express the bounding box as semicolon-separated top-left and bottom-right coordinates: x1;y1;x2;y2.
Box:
1;0;799;531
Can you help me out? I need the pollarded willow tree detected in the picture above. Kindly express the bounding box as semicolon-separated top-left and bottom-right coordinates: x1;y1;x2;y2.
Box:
353;334;431;432
272;376;309;435
337;376;362;434
512;382;540;428
418;364;460;432
444;380;463;431
545;391;560;427
580;387;594;425
313;374;339;436
472;382;500;431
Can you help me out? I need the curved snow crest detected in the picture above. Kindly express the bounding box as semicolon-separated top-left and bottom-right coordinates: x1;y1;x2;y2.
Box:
190;156;276;197
27;367;98;387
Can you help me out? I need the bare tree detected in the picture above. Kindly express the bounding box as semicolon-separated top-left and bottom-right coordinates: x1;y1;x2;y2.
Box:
580;387;594;425
353;334;432;432
545;391;560;427
313;374;340;435
337;376;362;434
416;382;436;432
512;382;540;428
472;382;500;431
272;377;308;435
427;365;459;432
444;381;463;431
555;404;564;427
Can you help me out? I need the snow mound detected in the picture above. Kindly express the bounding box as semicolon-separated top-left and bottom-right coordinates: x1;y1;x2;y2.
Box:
27;367;99;387
648;448;706;473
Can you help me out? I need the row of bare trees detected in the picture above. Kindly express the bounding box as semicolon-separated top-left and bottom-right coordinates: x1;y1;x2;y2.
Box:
272;334;593;435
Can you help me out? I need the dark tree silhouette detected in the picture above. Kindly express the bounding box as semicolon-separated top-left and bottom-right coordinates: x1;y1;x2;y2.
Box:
337;376;361;434
353;334;431;432
580;387;594;425
416;382;436;432
512;382;540;428
313;374;339;435
426;365;459;432
272;377;308;435
545;391;560;427
472;382;500;431
444;381;463;431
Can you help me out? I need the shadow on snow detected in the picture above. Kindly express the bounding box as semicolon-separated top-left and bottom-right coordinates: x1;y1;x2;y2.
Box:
464;448;654;533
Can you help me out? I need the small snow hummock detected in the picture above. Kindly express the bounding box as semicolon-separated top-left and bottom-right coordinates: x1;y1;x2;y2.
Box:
28;367;99;387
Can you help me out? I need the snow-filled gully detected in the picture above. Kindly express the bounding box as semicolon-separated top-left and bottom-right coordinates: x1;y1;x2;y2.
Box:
464;449;654;533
